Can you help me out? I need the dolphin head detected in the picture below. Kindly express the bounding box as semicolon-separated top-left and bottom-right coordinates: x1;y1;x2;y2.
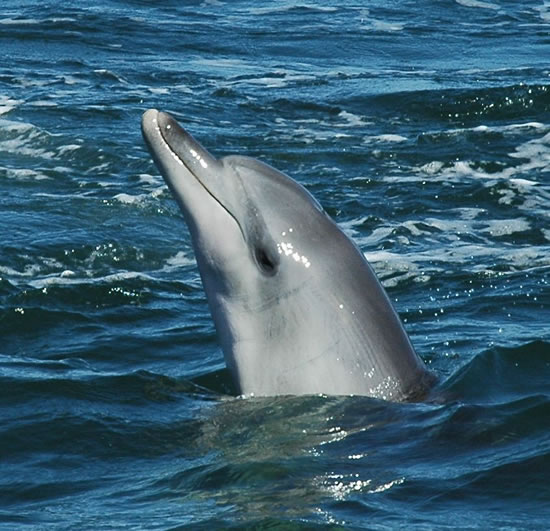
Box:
142;109;434;399
142;109;337;301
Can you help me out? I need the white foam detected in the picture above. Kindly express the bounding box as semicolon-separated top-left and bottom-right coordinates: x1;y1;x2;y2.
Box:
148;87;170;95
27;271;154;290
0;264;42;278
535;2;550;22
365;240;549;281
57;144;81;156
365;134;408;143
93;69;128;84
483;218;531;237
339;201;550;284
455;0;499;9
423;122;548;143
61;75;82;86
113;186;164;205
248;5;337;15
0;120;56;159
509;178;538;187
0;119;33;133
3;167;50;180
474;122;545;133
0;17;77;28
113;193;145;205
420;161;445;175
34;192;89;199
363;249;401;263
0;17;40;25
245;77;289;88
2;247;197;291
336;111;373;128
162;251;196;272
0;96;23;116
191;57;254;71
30;100;58;108
138;173;163;187
172;84;194;95
412;125;550;195
225;72;316;89
359;10;405;32
365;20;405;32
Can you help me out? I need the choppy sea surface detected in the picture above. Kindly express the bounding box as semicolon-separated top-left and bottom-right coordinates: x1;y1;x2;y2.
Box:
1;1;549;528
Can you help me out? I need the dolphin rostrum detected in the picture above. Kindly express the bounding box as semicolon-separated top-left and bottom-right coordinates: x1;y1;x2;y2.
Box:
141;109;435;401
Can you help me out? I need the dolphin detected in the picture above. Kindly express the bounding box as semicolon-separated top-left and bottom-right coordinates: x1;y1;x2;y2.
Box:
141;109;435;401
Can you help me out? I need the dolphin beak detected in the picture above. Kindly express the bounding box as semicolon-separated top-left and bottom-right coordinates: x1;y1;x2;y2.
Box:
141;109;245;238
141;109;219;179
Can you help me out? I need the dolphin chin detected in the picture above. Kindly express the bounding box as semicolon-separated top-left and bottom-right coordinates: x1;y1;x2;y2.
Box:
141;109;436;401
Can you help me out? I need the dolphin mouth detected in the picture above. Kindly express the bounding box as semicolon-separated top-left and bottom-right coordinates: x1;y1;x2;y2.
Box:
141;108;217;180
141;109;243;232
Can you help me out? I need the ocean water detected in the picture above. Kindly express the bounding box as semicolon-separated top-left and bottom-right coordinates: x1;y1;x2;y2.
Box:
1;0;549;528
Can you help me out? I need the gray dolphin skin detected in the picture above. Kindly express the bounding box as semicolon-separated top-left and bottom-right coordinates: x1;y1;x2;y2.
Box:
141;109;435;401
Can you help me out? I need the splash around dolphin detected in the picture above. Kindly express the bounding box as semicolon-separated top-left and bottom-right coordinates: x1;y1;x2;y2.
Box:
141;109;435;401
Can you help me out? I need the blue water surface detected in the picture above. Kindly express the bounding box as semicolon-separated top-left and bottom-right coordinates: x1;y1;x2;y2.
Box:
1;1;549;528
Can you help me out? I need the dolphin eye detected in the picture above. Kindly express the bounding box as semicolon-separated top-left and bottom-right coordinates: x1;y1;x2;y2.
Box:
255;247;278;276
